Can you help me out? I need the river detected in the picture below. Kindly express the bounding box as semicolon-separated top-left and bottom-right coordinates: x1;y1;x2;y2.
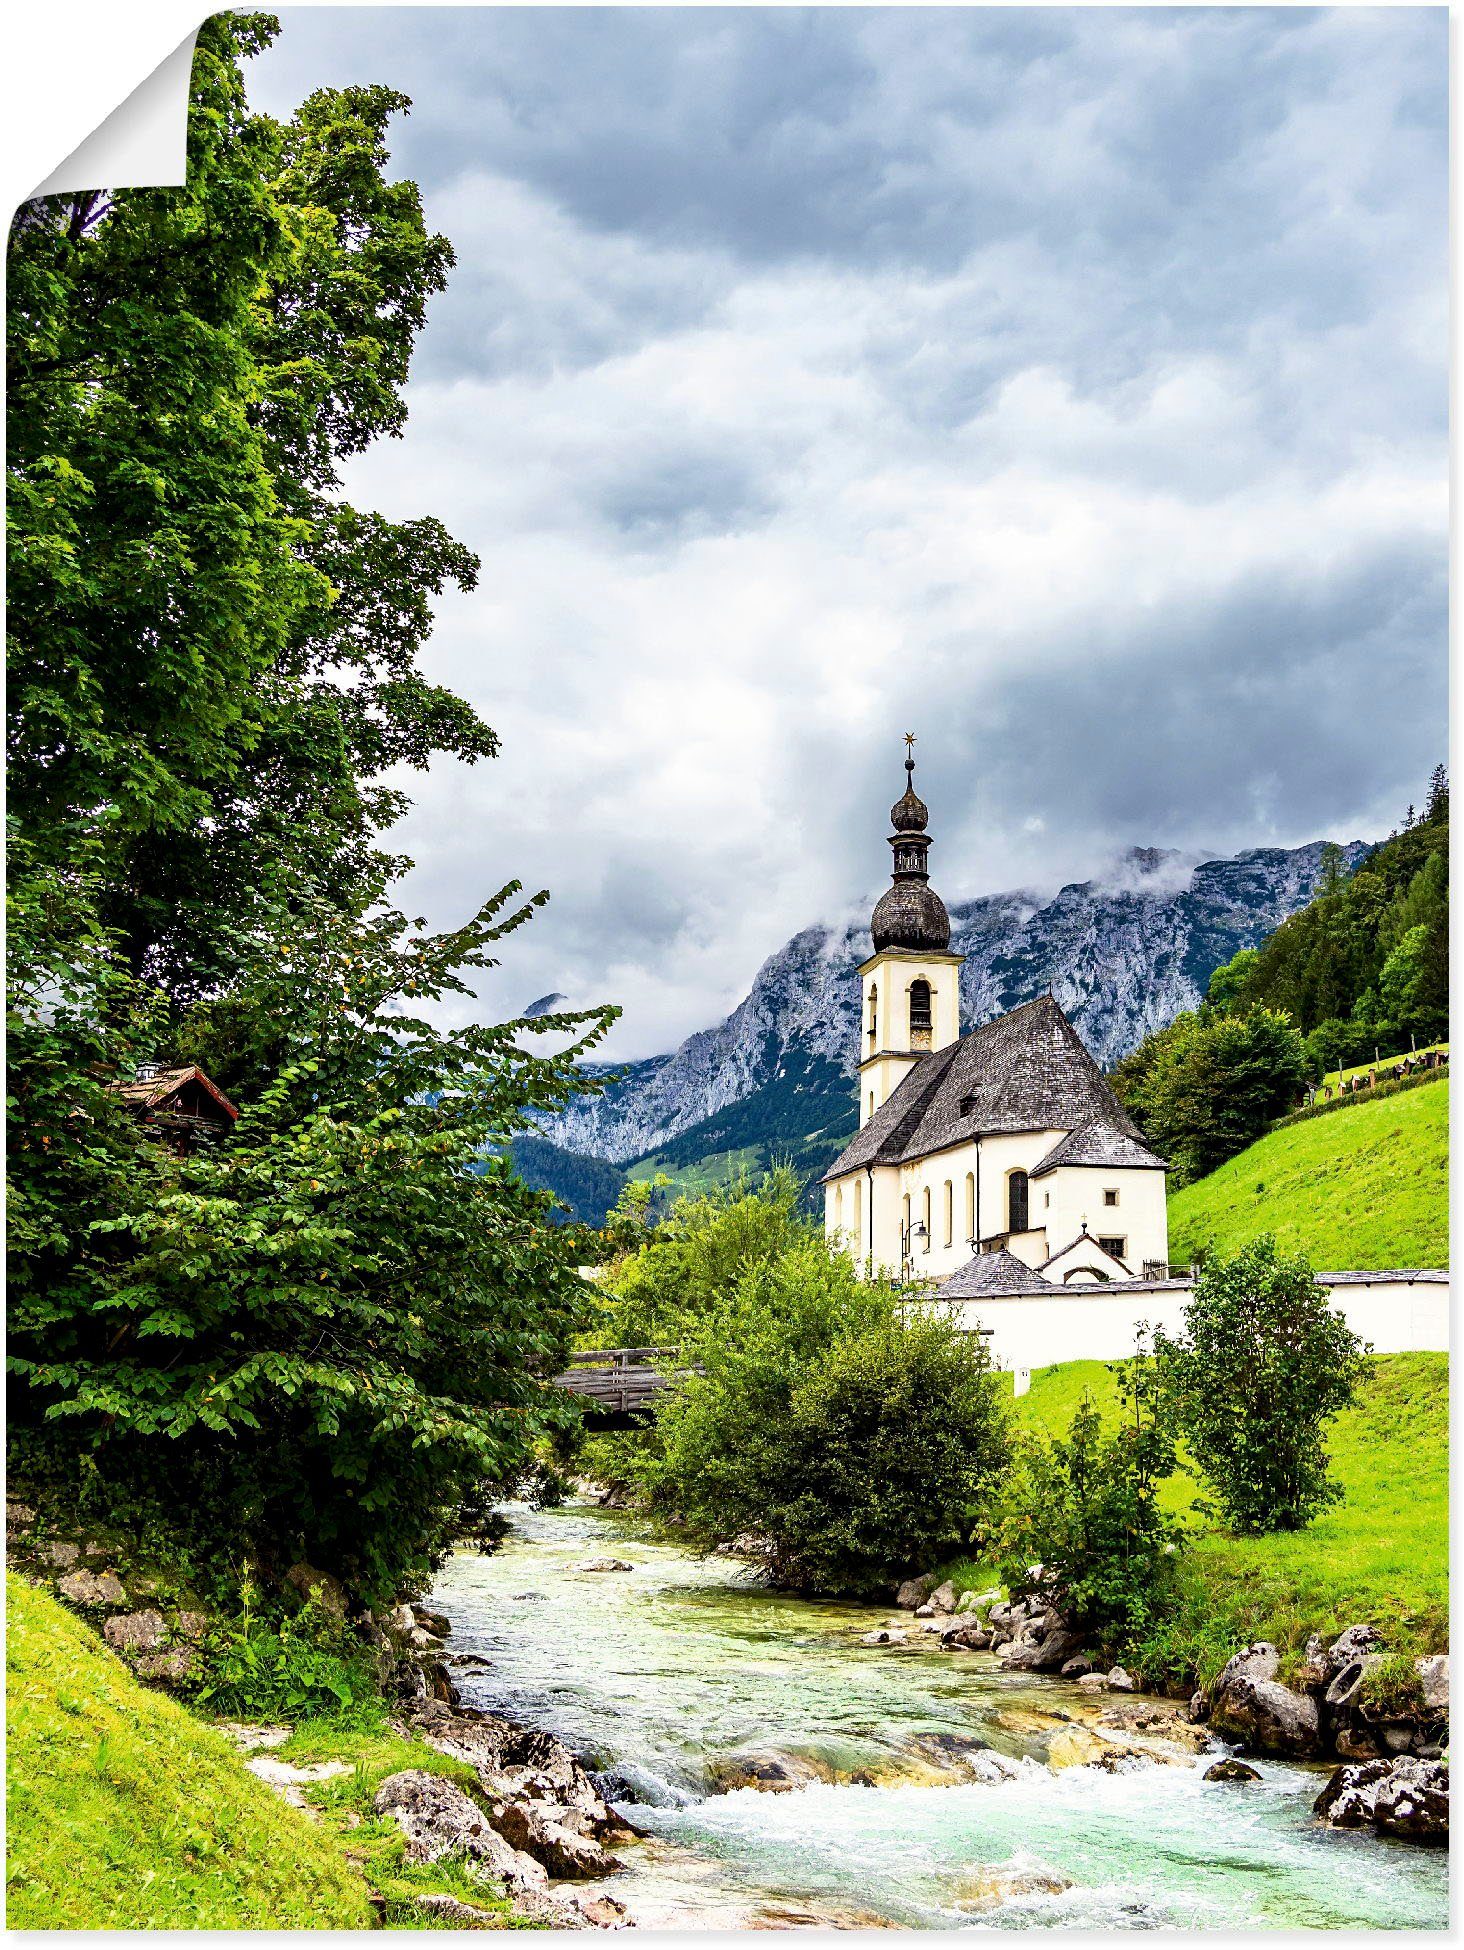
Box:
429;1502;1447;1931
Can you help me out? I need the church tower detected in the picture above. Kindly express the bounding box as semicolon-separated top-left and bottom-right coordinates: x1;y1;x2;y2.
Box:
857;738;965;1126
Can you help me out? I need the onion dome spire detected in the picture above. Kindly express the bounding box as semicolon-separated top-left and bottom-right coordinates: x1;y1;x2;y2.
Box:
871;734;951;952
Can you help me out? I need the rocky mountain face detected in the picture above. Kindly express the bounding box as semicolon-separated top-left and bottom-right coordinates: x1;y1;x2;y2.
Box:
540;840;1368;1169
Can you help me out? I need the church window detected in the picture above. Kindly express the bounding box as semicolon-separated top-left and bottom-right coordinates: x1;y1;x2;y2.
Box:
852;1178;863;1244
1007;1169;1029;1234
834;1184;844;1230
902;1192;912;1237
1103;1187;1119;1207
922;1186;932;1249
1099;1235;1127;1263
868;986;878;1045
964;1172;975;1241
909;979;933;1046
868;1091;875;1120
943;1179;953;1247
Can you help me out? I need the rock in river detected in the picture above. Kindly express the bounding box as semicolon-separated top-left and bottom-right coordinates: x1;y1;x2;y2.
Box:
1315;1758;1449;1844
1208;1642;1322;1759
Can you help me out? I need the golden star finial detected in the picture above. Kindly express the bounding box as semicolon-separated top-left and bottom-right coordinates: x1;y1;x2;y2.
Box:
904;731;917;752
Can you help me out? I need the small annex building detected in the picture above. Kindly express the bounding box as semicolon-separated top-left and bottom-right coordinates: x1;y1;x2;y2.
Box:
822;747;1169;1286
107;1063;239;1155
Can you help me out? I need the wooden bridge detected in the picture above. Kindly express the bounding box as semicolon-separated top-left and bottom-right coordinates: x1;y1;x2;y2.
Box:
553;1347;695;1425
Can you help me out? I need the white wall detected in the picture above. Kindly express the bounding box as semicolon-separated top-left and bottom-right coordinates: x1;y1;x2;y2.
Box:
1038;1165;1168;1276
938;1273;1449;1371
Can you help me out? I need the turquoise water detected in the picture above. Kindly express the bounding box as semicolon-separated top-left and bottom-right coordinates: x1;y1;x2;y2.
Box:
431;1504;1448;1930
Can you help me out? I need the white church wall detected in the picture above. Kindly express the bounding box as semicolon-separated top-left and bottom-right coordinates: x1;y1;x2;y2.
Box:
1038;1166;1169;1277
939;1272;1449;1372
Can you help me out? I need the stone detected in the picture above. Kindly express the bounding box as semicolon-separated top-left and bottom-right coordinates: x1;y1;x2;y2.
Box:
951;1864;1073;1910
103;1609;166;1654
1077;1672;1110;1693
1188;1690;1210;1723
1313;1756;1448;1843
1414;1654;1450;1713
386;1602;418;1636
412;1892;504;1929
403;1701;630;1842
135;1646;195;1684
707;1750;835;1794
284;1562;348;1622
248;1753;352;1810
406;1625;444;1651
927;1580;957;1615
373;1770;547;1894
1047;1725;1141;1772
57;1568;125;1608
1325;1654;1383;1713
1106;1667;1136;1692
895;1572;939;1610
938;1618;992;1651
173;1610;210;1641
1060;1655;1094;1678
1002;1627;1086;1674
37;1540;79;1570
487;1797;620;1878
859;1627;908;1646
1374;1758;1449;1843
914;1603;936;1618
6;1501;36;1530
1097;1703;1211;1755
1327;1623;1384;1674
1297;1634;1330;1689
575;1894;630;1929
1208;1642;1323;1759
957;1586;999;1614
1204;1758;1261;1784
575;1558;633;1574
414;1607;452;1638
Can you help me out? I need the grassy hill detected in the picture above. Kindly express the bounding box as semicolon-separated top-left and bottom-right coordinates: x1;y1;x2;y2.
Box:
1166;1077;1447;1270
950;1350;1447;1691
5;1574;373;1929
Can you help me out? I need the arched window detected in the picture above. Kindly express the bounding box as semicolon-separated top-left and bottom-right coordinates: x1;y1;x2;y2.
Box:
868;985;878;1046
943;1179;954;1247
909;978;933;1046
964;1172;976;1243
902;1192;912;1238
1008;1169;1029;1234
868;1090;875;1121
834;1183;844;1232
851;1177;862;1247
922;1185;932;1249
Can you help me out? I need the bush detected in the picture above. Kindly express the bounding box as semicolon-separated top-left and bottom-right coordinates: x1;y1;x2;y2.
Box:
192;1592;386;1726
995;1351;1180;1643
635;1199;1010;1594
1155;1236;1368;1533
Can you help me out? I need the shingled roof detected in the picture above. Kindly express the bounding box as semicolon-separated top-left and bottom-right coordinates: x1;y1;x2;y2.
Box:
823;993;1151;1180
1032;1117;1165;1177
937;1248;1046;1297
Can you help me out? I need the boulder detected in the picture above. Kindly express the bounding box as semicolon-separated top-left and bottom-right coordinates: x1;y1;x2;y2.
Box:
1001;1627;1085;1674
914;1603;936;1618
575;1558;633;1574
1204;1758;1261;1784
284;1562;348;1623
135;1646;195;1684
938;1618;992;1651
1326;1623;1384;1674
707;1750;834;1794
1047;1725;1152;1773
487;1797;620;1878
174;1610;211;1642
103;1609;166;1654
373;1770;547;1895
57;1568;125;1608
1374;1758;1449;1843
1188;1690;1210;1723
407;1625;444;1652
859;1627;908;1647
1208;1642;1323;1759
1077;1673;1110;1694
7;1501;36;1531
1106;1667;1136;1693
895;1572;940;1610
1324;1654;1382;1714
414;1607;452;1638
575;1895;630;1928
927;1581;957;1615
1415;1654;1450;1713
412;1892;507;1929
1060;1654;1094;1678
38;1540;80;1570
957;1586;1000;1615
1314;1756;1448;1842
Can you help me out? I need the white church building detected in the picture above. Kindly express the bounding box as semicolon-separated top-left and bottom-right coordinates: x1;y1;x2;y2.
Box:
823;748;1170;1289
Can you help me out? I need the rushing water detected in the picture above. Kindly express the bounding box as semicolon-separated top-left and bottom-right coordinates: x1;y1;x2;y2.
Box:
430;1503;1448;1931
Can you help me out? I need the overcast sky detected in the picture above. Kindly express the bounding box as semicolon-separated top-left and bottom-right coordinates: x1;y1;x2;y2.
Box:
251;7;1446;1060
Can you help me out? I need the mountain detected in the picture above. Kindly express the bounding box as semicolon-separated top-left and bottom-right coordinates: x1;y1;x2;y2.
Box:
516;840;1372;1219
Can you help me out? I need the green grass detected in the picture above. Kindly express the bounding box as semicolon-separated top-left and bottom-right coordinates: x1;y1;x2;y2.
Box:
628;1144;765;1197
945;1352;1448;1692
4;1575;520;1930
1167;1077;1447;1270
5;1572;374;1929
1324;1042;1447;1089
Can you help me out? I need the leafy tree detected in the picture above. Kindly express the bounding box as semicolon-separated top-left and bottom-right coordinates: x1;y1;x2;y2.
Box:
627;1187;1010;1593
1205;947;1259;1014
1112;1006;1309;1184
9;867;616;1600
996;1349;1180;1643
1154;1237;1368;1533
7;14;489;993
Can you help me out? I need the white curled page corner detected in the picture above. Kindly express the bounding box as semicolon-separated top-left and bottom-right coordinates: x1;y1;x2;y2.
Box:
30;29;200;202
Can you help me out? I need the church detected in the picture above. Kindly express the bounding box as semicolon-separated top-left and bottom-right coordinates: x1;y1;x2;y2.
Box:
822;745;1170;1289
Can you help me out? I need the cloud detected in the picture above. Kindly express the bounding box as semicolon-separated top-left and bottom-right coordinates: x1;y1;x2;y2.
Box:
247;7;1447;1060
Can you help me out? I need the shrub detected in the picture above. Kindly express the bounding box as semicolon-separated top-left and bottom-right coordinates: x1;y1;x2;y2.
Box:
1154;1236;1368;1533
994;1350;1180;1644
637;1206;1010;1594
192;1592;386;1726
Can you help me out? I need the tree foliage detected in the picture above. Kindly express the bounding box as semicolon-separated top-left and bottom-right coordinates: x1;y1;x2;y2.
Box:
7;16;615;1601
1154;1237;1368;1533
996;1351;1180;1642
614;1181;1011;1594
1110;1006;1310;1185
